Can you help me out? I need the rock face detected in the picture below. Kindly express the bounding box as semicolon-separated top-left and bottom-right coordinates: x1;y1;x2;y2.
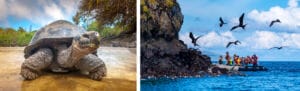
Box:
100;32;136;48
141;0;211;78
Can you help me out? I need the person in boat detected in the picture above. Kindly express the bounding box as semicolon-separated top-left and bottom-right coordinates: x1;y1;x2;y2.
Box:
225;52;231;65
247;56;252;65
233;54;238;65
230;59;233;66
236;56;242;66
244;56;250;66
218;55;223;64
252;54;258;67
240;57;245;66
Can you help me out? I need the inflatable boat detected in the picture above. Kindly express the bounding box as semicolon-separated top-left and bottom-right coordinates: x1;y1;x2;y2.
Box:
214;64;268;72
238;66;268;71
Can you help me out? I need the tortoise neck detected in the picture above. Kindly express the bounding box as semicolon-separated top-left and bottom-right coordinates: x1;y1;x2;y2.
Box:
69;45;87;61
56;44;86;68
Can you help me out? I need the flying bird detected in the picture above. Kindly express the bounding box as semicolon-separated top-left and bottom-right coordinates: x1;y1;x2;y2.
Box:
219;17;227;27
269;19;281;27
231;13;247;31
189;32;202;46
269;46;286;50
226;40;241;48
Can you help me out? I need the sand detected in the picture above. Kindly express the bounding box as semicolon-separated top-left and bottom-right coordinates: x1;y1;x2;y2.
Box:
0;47;136;91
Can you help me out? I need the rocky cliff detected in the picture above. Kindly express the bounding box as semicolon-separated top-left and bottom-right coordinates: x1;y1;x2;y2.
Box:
141;0;212;78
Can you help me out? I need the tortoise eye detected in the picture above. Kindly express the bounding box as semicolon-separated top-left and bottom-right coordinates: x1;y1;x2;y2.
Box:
95;32;99;37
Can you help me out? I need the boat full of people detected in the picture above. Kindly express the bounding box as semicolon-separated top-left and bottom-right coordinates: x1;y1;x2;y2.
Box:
217;52;268;71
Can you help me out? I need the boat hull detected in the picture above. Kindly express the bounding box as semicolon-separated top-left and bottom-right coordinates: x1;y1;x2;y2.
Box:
238;66;268;71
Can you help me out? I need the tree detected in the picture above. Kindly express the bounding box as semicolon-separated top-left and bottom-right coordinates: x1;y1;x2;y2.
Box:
73;0;136;34
18;27;26;33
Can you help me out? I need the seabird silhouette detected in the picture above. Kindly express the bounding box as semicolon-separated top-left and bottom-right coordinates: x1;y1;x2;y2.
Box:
231;13;246;31
269;19;281;27
226;40;241;48
219;17;227;27
189;32;202;46
269;46;286;50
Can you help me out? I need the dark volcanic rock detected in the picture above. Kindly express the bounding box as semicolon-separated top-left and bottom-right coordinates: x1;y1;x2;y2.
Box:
100;32;136;48
141;0;211;78
211;66;229;75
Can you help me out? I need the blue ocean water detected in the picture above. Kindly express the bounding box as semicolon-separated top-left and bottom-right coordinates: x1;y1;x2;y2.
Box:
141;61;300;91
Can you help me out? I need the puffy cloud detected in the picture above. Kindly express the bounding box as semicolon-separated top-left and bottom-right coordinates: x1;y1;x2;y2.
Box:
0;0;8;26
0;0;80;27
244;31;283;49
44;3;64;20
244;30;300;49
0;0;7;20
248;0;300;31
289;0;298;7
281;32;300;48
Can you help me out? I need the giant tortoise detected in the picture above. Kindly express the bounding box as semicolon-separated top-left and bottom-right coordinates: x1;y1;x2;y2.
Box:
20;20;107;80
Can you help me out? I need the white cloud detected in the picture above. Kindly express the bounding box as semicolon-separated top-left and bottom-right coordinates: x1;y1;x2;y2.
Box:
289;0;298;7
0;0;80;28
244;30;300;49
44;3;65;20
8;0;32;20
0;0;9;27
59;0;79;16
245;31;282;49
0;0;7;20
248;0;300;31
281;33;300;48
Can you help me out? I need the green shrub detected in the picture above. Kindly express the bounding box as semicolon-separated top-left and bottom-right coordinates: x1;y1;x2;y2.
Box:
0;27;35;46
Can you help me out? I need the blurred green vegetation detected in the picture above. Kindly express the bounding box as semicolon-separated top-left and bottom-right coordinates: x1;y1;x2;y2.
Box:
0;27;35;46
86;21;126;38
74;0;136;38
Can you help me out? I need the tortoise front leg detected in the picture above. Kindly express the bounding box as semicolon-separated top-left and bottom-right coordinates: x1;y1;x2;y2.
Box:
75;54;107;80
20;48;53;80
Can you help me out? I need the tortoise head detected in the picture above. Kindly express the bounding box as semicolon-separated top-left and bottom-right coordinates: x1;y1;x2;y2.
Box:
73;31;100;51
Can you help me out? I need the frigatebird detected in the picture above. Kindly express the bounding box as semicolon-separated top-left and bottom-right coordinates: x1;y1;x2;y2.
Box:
219;17;227;27
189;32;202;46
226;40;241;48
231;13;247;31
269;46;286;50
269;19;281;27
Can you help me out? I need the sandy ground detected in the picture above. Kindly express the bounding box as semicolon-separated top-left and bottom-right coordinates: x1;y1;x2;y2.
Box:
0;47;136;91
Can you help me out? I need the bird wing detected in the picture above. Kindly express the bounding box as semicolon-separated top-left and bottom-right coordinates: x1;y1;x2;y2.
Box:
236;40;241;44
239;13;245;25
195;35;203;40
189;32;194;40
226;42;233;48
269;47;279;49
277;19;281;23
230;25;239;31
219;17;224;23
269;21;275;27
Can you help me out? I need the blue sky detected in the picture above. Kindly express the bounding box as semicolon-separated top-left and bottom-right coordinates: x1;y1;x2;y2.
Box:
178;0;300;61
0;0;79;31
1;0;300;61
